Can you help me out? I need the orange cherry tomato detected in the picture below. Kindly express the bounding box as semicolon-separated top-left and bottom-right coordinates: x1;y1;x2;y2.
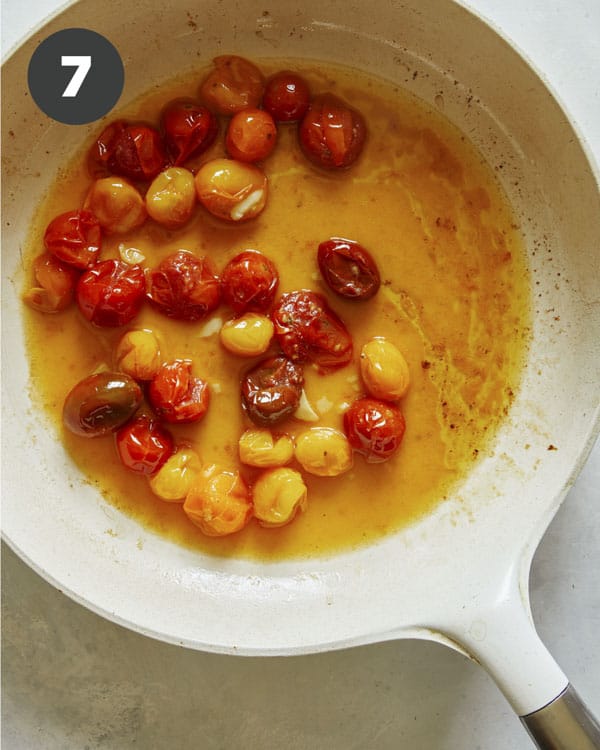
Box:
343;397;406;463
23;252;79;313
199;55;264;115
194;158;268;222
148;360;210;424
184;467;252;537
43;209;102;270
225;108;277;162
116;415;174;475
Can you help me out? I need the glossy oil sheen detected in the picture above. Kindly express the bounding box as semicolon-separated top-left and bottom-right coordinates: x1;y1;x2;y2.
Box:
22;59;531;560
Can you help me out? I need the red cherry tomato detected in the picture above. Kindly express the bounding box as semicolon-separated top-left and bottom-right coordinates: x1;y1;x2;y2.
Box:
317;238;380;300
262;70;310;122
241;356;304;426
76;259;146;327
343;397;406;463
89;120;167;181
225;108;277;163
43;209;102;270
299;94;367;169
23;252;80;313
272;290;353;371
221;250;279;314
148;360;210;424
116;415;174;475
161;98;218;166
146;250;221;321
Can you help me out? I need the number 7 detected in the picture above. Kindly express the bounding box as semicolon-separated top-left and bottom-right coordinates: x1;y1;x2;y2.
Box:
61;55;92;97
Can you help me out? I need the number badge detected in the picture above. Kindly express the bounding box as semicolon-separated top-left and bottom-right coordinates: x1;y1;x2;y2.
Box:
27;28;124;125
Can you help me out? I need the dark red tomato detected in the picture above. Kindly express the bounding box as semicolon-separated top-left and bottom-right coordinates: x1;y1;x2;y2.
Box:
241;356;304;427
148;360;210;424
262;70;310;122
272;290;353;371
344;397;406;463
43;209;102;270
161;98;218;166
317;237;380;300
146;250;221;321
115;415;174;475
23;252;80;313
299;94;367;169
76;259;146;327
221;250;279;314
89;120;167;181
63;371;143;438
225;108;277;163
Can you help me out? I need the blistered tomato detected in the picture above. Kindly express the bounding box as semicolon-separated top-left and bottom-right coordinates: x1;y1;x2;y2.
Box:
317;237;380;300
199;55;264;115
225;108;277;162
146;250;221;321
262;71;310;122
184;466;252;537
23;252;79;313
241;356;304;427
76;259;145;327
160;98;218;165
272;290;353;370
221;250;279;314
148;360;210;424
89;120;167;181
116;415;174;475
43;210;102;270
343;397;406;463
299;94;367;169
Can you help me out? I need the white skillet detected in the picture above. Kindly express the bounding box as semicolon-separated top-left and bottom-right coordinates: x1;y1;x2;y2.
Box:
2;0;599;746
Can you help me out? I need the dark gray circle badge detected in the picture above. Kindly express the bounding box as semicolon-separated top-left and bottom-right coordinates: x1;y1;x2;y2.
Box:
27;28;124;125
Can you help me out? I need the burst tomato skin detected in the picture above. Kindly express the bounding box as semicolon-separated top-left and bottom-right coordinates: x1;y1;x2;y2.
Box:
262;71;310;122
343;397;406;463
43;210;102;270
221;250;279;315
148;360;210;424
317;237;380;300
116;415;175;475
146;250;221;321
89;120;167;181
23;252;80;313
199;55;265;115
161;98;218;166
76;259;146;327
241;355;304;427
299;94;367;169
272;290;353;371
225;108;277;163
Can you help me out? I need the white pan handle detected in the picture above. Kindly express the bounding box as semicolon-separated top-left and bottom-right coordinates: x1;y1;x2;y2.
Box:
521;684;600;749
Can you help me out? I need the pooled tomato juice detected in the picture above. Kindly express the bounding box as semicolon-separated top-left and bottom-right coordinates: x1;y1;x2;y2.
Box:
22;60;531;560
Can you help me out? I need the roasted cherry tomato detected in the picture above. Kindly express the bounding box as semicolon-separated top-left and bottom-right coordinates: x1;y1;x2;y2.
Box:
43;209;102;270
76;259;146;327
63;371;143;438
343;397;406;463
262;70;310;122
148;360;210;424
221;250;279;314
299;94;367;169
225;108;277;163
199;55;265;115
241;356;304;427
272;290;353;370
146;250;221;321
115;415;174;475
88;120;167;181
317;237;380;300
160;98;218;166
194;158;268;223
23;252;79;313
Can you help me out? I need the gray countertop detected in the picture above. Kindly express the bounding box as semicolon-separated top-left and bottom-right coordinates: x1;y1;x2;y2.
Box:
2;1;599;747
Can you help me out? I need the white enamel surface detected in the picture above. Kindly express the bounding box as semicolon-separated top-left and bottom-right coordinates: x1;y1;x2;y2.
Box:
1;0;599;725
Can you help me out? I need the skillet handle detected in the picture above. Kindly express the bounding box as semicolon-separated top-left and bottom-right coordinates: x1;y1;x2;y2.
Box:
521;684;600;750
